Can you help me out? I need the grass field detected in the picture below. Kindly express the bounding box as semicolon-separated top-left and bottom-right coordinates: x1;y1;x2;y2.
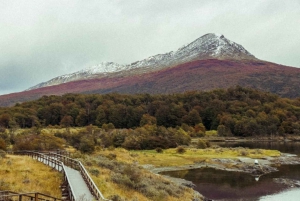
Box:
97;147;280;167
0;155;62;197
77;150;198;201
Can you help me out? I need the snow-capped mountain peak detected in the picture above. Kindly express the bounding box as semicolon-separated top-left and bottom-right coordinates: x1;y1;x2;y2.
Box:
27;62;126;90
177;33;254;60
77;62;126;74
27;33;256;90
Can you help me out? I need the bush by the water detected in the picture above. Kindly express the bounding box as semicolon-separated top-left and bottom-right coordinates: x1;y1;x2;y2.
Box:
85;155;187;200
196;139;211;149
176;146;186;154
155;147;163;153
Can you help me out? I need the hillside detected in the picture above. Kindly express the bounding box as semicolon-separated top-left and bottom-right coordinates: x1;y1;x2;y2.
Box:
27;33;256;90
1;59;300;107
1;33;300;107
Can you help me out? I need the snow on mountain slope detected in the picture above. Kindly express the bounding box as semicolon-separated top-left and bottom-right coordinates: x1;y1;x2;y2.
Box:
27;33;256;90
27;62;127;90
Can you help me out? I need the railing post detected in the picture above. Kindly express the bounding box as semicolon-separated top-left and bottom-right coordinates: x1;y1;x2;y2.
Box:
35;193;38;201
19;195;22;201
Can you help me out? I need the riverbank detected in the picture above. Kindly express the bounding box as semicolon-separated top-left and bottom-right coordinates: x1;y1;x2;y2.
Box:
142;152;300;188
201;135;300;142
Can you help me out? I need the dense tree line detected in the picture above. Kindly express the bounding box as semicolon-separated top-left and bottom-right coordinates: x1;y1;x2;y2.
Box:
0;86;300;137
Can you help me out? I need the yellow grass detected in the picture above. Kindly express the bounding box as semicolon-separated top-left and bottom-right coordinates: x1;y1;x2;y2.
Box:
94;147;280;168
87;147;280;200
205;130;218;136
129;148;279;167
87;149;197;201
88;164;196;201
0;155;62;197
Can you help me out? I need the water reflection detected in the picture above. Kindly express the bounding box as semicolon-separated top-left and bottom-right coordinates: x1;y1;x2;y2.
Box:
162;141;300;200
163;167;288;200
212;141;300;155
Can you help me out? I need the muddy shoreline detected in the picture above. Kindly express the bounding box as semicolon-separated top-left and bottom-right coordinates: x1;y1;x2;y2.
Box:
142;153;300;193
204;135;300;142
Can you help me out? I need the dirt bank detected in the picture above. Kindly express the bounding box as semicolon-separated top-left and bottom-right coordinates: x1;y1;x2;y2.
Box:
142;153;300;187
204;135;300;142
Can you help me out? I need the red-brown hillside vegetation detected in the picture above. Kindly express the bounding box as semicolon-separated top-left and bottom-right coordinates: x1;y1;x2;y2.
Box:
0;59;300;107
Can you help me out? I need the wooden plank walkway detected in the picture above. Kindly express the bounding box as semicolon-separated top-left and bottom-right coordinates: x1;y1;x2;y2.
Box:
64;166;95;201
37;155;96;201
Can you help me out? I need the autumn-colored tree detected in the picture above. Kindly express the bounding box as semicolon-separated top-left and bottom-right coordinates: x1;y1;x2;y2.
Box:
13;133;64;151
217;125;229;136
79;136;95;153
0;138;6;151
60;115;74;127
140;114;157;126
1;86;300;138
102;123;115;131
0;114;10;128
95;106;107;127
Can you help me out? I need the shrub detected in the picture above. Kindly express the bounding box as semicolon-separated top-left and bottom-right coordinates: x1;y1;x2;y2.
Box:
96;155;186;200
239;150;249;156
176;146;186;154
205;130;218;136
0;179;9;190
108;195;125;201
0;127;5;133
79;137;95;153
108;146;115;151
0;138;6;151
89;168;100;177
205;140;211;148
255;149;263;154
107;153;117;160
155;147;163;153
195;131;205;137
0;150;6;158
123;165;141;183
196;139;207;149
111;173;134;188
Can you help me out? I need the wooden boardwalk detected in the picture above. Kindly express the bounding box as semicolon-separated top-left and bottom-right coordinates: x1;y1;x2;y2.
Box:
64;166;95;201
8;151;110;201
38;155;96;200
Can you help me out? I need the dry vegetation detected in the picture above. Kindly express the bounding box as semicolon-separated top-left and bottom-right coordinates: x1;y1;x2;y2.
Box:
72;146;279;200
0;154;62;197
0;143;280;201
73;149;199;201
95;147;280;168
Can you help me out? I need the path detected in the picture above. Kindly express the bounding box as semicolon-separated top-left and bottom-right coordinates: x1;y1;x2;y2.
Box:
64;166;95;201
37;154;96;201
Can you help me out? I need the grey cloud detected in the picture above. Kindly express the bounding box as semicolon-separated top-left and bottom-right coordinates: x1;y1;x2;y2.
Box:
0;0;299;95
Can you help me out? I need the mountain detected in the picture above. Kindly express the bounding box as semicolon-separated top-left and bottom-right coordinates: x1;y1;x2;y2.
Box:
1;33;300;107
27;33;256;90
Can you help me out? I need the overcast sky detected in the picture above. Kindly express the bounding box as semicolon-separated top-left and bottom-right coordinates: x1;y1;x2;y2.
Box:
1;0;300;95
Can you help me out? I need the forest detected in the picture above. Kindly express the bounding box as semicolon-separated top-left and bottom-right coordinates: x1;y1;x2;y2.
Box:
0;86;300;136
0;86;300;151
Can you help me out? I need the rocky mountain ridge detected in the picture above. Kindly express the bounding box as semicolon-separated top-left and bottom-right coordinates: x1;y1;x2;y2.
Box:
28;33;256;90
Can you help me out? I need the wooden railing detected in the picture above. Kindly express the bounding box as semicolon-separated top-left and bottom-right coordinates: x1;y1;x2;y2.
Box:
47;153;110;201
9;151;110;201
9;151;75;201
18;151;63;171
0;190;63;201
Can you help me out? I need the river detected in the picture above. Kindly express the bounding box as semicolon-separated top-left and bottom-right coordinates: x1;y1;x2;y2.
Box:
162;141;300;201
